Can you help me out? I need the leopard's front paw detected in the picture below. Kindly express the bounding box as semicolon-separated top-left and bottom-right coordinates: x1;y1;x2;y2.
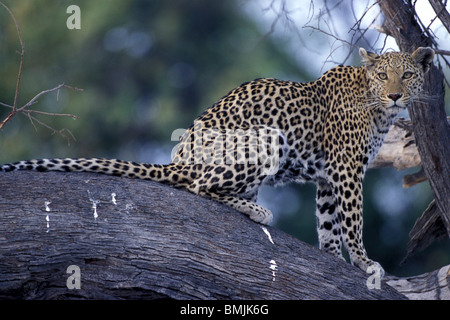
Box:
356;259;385;279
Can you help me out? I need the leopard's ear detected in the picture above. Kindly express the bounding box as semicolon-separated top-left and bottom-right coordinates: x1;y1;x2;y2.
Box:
411;47;435;73
359;48;380;67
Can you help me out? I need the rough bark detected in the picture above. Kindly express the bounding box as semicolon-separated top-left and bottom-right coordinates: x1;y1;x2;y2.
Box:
428;0;450;34
0;171;409;300
1;171;449;300
369;118;421;171
378;0;450;238
402;200;448;264
370;117;448;260
386;265;450;300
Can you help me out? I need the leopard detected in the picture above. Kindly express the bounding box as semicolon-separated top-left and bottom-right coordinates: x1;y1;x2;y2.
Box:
1;47;434;275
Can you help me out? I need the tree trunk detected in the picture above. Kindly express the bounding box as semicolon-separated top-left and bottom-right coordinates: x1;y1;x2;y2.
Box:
378;0;450;237
370;117;449;260
0;170;409;300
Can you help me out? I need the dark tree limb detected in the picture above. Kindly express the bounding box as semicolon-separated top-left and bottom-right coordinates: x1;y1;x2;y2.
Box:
401;200;448;264
428;0;450;34
1;171;448;300
0;171;410;300
378;0;450;237
370;117;449;258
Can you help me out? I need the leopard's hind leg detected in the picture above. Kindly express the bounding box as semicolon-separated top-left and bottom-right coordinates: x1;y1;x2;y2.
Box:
194;188;273;225
185;162;273;224
176;124;287;225
315;181;344;260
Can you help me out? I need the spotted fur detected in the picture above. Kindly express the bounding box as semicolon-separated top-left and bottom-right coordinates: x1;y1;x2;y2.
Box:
1;47;434;274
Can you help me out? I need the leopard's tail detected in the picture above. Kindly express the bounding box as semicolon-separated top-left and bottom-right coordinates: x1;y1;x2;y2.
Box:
0;158;193;187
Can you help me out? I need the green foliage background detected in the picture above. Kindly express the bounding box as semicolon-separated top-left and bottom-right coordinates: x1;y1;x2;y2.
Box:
0;0;448;278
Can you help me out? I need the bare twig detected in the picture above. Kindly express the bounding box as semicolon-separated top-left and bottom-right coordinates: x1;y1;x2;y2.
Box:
0;1;24;112
302;0;383;69
0;82;82;130
15;83;82;114
304;25;354;48
0;2;82;143
0;99;79;120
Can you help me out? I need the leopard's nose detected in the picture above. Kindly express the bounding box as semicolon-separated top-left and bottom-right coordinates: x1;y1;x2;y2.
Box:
387;93;403;101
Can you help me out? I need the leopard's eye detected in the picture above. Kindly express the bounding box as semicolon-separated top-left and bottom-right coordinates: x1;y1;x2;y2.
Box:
377;72;388;80
403;71;414;79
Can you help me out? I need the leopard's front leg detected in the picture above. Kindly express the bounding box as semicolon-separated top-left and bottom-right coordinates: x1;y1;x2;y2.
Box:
329;167;385;277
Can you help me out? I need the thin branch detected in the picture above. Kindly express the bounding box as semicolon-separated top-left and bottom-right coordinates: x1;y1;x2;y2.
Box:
0;84;82;130
0;2;82;144
258;0;311;52
15;84;82;114
21;109;79;119
0;1;24;112
0;98;80;120
29;118;77;146
303;25;355;48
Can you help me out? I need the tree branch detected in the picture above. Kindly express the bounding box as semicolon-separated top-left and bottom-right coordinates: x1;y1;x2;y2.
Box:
378;0;450;237
401;199;448;265
0;1;24;112
369;118;421;170
0;2;81;144
428;0;450;34
386;264;450;300
0;171;410;300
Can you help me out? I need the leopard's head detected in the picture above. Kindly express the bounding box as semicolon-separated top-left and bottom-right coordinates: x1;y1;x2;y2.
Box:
359;47;434;111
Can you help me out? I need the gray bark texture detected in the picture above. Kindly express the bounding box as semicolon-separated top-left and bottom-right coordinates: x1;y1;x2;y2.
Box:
378;0;450;238
0;171;409;300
